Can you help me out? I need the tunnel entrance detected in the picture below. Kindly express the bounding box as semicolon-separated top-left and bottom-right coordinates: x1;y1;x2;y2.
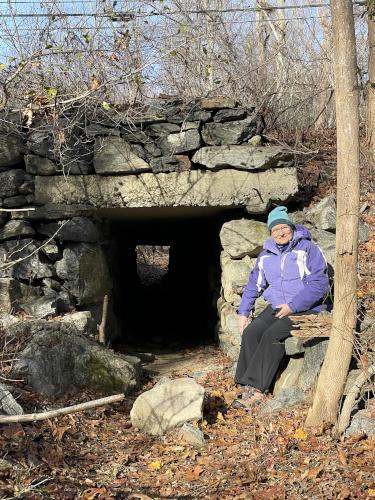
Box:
101;207;235;353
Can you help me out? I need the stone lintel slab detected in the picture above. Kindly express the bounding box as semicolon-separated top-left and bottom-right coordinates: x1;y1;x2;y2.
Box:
35;168;298;213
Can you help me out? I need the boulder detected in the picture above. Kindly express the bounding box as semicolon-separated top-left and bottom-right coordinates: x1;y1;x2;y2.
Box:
304;195;336;232
186;110;212;122
192;144;293;171
0;277;28;313
200;97;237;109
221;253;254;305
0;313;20;329
19;291;73;318
0;383;24;415
34;167;299;214
213;108;247;122
60;310;98;337
273;357;304;395
201;116;263;146
220;219;269;259
0;135;24;167
254;296;269;315
13;321;141;398
344;409;375;437
94;137;150;174
310;228;336;269
0;220;35;242
2;195;28;208
157;129;201;155
56;243;111;305
219;302;241;345
217;331;240;360
284;336;306;356
130;378;204;436
38;217;99;243
180;121;200;132
25;154;59;176
261;387;305;414
145;122;180;137
298;338;328;391
0;169;26;198
150;155;191;173
0;239;55;279
27;131;55;160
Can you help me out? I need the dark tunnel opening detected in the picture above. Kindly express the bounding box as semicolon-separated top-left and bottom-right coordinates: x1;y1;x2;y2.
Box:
106;210;227;351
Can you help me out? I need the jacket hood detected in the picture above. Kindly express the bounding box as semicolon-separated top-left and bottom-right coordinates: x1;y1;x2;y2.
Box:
264;224;312;253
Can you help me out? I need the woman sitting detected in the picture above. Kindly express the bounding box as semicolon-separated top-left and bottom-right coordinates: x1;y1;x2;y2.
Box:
234;206;330;408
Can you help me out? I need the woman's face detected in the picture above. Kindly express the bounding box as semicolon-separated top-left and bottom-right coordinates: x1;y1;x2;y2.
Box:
271;224;293;245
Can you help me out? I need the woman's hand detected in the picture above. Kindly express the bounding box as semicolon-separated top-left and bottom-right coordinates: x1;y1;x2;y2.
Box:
238;315;249;334
275;304;292;319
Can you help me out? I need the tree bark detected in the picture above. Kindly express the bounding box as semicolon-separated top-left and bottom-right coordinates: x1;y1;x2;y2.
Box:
305;0;360;428
367;15;375;158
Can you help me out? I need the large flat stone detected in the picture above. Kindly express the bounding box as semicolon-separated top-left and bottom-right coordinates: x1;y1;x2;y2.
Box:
56;243;111;305
192;145;293;171
201;116;262;146
34;168;298;213
220;219;269;258
94;136;150;174
157;129;201;155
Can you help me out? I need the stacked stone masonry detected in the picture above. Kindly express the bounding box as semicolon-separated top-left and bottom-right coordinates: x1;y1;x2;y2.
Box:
1;96;365;402
0;98;298;326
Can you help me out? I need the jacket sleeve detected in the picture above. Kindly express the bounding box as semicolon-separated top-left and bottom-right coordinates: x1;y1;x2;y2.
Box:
288;243;330;313
238;255;268;317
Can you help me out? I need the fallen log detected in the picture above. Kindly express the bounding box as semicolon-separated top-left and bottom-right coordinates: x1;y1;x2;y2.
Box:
0;393;125;424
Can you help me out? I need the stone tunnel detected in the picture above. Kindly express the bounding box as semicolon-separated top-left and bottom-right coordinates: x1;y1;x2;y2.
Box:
0;97;306;358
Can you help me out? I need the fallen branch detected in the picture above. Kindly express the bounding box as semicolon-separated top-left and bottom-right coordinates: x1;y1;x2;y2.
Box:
336;363;375;435
0;393;125;424
289;313;332;339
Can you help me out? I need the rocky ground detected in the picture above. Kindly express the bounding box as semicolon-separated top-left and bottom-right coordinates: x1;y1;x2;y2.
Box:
0;354;374;499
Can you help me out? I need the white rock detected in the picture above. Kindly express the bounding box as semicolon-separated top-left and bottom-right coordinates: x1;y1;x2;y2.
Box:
130;378;204;436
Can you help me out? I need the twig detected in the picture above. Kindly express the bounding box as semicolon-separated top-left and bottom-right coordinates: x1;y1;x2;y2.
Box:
0;208;35;212
0;393;125;424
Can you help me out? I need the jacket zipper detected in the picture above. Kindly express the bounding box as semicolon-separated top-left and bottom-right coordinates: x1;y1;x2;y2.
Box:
280;251;289;304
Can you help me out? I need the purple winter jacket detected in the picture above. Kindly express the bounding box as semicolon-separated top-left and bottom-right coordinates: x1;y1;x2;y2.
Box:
238;225;330;317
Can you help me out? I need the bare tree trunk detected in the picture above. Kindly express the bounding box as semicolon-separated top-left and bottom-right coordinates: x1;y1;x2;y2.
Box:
367;15;375;158
315;2;333;130
256;7;268;66
305;0;360;428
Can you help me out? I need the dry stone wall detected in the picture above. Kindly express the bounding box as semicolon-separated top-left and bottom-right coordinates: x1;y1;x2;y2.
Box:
0;97;298;334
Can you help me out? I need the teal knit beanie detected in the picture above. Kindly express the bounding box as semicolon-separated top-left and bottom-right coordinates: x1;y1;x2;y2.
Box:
267;206;295;232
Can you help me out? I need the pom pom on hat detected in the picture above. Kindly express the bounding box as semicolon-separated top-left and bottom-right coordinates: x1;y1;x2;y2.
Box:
267;206;295;232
